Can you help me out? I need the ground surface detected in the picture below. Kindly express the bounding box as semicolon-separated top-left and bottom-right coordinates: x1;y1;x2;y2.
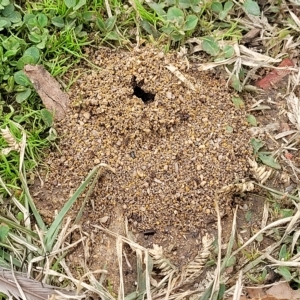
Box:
31;45;259;292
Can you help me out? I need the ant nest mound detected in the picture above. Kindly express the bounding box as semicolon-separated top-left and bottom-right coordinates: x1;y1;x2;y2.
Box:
38;45;251;254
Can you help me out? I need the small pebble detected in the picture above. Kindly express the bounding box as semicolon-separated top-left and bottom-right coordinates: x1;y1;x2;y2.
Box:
83;112;91;120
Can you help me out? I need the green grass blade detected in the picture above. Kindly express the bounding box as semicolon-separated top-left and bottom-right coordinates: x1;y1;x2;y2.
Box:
200;282;213;300
19;172;46;232
124;291;139;300
44;164;102;251
221;207;237;272
74;166;101;224
136;249;146;295
0;216;38;240
8;232;41;253
0;256;11;269
0;252;22;268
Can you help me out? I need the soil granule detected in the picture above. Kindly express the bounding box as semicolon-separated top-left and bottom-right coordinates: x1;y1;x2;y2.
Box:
33;45;251;269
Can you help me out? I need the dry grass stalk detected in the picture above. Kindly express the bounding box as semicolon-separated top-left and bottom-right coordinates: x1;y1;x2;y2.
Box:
261;201;269;229
165;64;197;91
40;268;111;299
291;229;300;254
232;271;243;300
219;181;254;195
248;158;273;184
0;267;80;300
279;201;300;243
94;222;216;300
287;92;300;131
232;216;294;258
29;218;86;283
209;200;222;300
116;236;124;300
239;199;300;275
1;126;21;155
180;234;214;284
191;42;282;71
149;244;178;276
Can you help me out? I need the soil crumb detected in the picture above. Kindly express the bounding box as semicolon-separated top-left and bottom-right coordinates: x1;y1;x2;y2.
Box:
32;45;251;281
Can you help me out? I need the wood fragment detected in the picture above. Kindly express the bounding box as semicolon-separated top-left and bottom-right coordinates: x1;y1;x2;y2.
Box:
242;28;261;43
24;65;69;120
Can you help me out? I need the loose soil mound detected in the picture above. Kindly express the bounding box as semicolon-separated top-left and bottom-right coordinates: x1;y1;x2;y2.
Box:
33;45;251;281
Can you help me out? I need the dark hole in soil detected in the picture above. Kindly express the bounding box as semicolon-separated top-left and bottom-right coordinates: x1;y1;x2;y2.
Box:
289;280;299;290
131;75;155;104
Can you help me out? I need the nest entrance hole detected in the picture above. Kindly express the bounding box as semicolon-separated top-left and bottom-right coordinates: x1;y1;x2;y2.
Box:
131;75;155;104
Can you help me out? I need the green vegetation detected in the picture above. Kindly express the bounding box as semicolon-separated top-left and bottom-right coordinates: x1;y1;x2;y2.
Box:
0;0;300;299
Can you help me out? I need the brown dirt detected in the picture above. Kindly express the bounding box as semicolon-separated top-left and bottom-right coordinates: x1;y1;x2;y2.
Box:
31;45;254;292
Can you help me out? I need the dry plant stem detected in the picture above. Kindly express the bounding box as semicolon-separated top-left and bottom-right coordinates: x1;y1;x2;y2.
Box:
209;200;222;300
282;155;300;181
104;0;112;17
261;202;269;229
232;271;243;300
32;219;86;282
32;224;49;280
254;182;300;202
41;268;113;299
117;236;124;300
265;253;300;267
231;217;294;258
165;64;197;91
290;251;300;262
104;0;125;42
144;250;152;300
78;269;109;296
75;163;116;224
164;272;175;300
291;230;300;254
10;258;28;300
180;234;214;285
242;206;300;273
94;225;147;252
279;201;300;243
246;281;288;289
60;259;76;280
0;176;29;222
242;239;282;273
123;250;132;271
78;270;109;288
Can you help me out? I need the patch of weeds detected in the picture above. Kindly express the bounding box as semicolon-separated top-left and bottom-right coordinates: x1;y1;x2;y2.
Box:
242;247;260;261
243;0;261;16
106;279;118;298
0;0;106;195
270;202;294;219
226;64;246;92
247;114;257;126
95;14;122;43
251;138;281;170
0;163;108;273
231;96;244;109
246;268;268;284
211;1;234;21
0;223;9;243
0;2;122;290
0;104;53;192
136;0;203;44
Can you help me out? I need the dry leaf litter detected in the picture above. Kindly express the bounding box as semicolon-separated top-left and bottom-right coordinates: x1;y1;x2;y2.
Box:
34;45;252;266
